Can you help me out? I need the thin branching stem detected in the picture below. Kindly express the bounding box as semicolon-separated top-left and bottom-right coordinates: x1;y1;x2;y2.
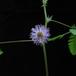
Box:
48;32;70;41
0;40;32;44
51;20;71;28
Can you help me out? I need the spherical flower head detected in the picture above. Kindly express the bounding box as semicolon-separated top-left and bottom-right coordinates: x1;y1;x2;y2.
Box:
30;24;50;45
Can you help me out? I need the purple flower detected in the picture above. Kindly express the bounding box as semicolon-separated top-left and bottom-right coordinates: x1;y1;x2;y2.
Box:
30;24;50;45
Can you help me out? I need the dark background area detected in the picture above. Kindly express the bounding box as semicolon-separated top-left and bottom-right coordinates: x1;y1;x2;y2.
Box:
0;0;76;76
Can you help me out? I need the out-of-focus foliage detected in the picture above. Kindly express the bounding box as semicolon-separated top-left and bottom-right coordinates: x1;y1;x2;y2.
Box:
68;25;76;55
69;24;76;35
68;35;76;55
0;49;3;55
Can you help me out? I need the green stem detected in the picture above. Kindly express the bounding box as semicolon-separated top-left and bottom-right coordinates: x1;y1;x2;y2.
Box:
42;1;49;76
48;32;70;41
0;40;32;44
44;5;47;26
51;20;71;28
42;0;48;27
42;43;49;76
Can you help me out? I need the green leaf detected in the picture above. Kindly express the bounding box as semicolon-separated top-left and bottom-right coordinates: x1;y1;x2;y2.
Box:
69;29;76;35
68;35;76;55
0;49;3;55
69;24;76;35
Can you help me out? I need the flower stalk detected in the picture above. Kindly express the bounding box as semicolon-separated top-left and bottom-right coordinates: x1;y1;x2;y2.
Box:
42;0;49;76
42;43;49;76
